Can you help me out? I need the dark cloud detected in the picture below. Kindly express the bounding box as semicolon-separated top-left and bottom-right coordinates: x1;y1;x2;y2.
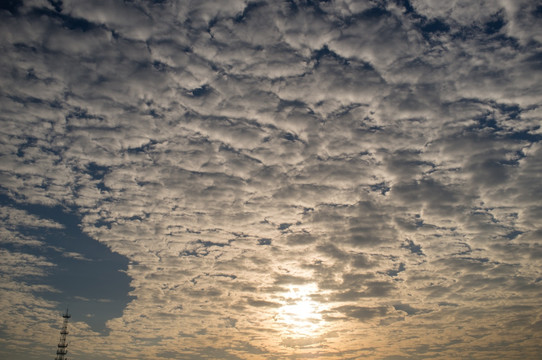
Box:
331;305;392;321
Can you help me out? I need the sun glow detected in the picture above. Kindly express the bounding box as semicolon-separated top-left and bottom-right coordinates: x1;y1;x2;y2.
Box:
276;283;327;337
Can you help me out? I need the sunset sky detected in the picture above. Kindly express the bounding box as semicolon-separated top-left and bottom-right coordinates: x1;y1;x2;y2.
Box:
1;0;541;359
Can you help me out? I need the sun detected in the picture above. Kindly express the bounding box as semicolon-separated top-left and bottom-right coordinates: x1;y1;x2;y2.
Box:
276;283;326;337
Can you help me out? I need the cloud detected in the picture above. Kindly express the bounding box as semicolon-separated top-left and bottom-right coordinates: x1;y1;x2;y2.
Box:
1;0;541;359
330;304;393;322
0;206;64;229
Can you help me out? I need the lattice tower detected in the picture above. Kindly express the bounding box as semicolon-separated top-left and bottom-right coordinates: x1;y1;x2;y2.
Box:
54;308;71;360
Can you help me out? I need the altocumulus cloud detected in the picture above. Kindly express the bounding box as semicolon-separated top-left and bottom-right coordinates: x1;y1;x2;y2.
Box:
1;0;541;359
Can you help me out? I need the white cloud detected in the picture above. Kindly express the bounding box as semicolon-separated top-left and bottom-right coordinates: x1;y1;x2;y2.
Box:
0;206;64;229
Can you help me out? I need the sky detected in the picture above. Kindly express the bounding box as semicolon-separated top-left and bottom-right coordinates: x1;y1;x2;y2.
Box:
0;0;541;359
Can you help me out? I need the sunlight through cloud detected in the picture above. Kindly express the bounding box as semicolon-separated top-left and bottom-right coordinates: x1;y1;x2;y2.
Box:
275;283;328;338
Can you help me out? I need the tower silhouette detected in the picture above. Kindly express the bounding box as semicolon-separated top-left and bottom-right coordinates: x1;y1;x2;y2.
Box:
55;308;71;360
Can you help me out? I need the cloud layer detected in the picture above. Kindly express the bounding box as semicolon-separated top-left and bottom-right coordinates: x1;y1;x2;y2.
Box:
1;0;541;359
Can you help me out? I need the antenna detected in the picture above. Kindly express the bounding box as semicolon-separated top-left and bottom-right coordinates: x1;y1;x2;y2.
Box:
54;307;71;360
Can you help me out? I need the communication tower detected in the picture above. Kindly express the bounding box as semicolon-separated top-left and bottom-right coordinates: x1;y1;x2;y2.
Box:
55;308;71;360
